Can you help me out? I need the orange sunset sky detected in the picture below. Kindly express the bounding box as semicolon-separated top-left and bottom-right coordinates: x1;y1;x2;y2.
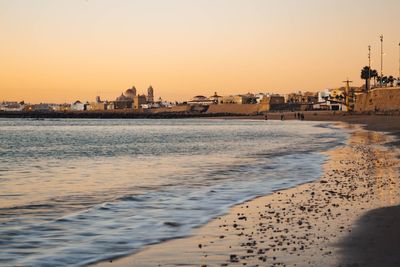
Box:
1;0;399;103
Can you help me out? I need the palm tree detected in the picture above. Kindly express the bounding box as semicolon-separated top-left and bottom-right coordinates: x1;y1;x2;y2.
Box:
370;69;378;87
361;66;372;91
377;76;381;86
382;76;388;86
388;76;394;87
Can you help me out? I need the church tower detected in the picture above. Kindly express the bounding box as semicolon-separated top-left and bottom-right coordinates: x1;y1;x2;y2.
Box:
147;86;154;103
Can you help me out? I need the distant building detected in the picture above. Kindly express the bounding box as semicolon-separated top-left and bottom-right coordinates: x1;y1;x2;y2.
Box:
114;93;133;109
107;102;115;110
0;101;25;111
313;99;348;111
313;89;348;111
147;86;154;103
260;95;285;111
159;101;173;107
286;92;300;103
188;95;215;105
88;102;107;111
125;86;137;99
220;95;251;104
154;97;174;108
71;100;85;111
141;97;173;109
88;97;108;111
53;104;71;112
141;103;155;109
134;95;147;109
29;103;53;112
285;91;317;104
209;92;222;104
255;93;268;103
303;91;318;104
242;93;258;104
317;90;329;103
109;86;154;110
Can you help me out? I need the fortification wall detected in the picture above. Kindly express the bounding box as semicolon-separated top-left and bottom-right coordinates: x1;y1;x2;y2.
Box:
206;104;262;114
354;87;400;112
150;105;190;113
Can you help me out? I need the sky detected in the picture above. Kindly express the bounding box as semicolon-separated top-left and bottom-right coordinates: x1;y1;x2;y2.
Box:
1;0;400;103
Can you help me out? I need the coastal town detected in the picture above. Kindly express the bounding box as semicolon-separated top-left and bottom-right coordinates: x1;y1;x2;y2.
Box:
1;77;399;115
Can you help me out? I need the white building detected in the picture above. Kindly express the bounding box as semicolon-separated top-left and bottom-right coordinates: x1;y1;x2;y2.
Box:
71;100;85;111
188;95;215;105
159;101;173;107
314;90;348;111
0;101;25;111
317;90;330;102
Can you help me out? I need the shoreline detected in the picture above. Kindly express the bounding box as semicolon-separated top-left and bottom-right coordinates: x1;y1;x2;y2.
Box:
90;119;400;267
0;110;399;119
1;110;399;132
0;110;249;119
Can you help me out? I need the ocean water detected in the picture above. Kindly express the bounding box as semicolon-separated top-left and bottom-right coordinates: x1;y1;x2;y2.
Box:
0;118;348;266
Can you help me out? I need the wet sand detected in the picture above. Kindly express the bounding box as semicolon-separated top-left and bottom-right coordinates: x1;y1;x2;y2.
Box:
91;118;400;267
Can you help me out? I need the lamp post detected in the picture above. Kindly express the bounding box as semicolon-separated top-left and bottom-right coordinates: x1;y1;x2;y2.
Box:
368;45;371;90
368;45;371;67
342;78;353;111
380;34;383;86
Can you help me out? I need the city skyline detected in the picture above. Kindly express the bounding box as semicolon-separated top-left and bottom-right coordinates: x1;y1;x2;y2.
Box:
1;0;400;103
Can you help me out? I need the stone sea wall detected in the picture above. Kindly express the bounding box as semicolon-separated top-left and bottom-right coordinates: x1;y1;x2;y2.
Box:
206;104;265;114
149;105;190;113
354;87;400;112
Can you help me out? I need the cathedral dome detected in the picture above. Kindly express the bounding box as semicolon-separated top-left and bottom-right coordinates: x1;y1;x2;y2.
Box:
116;93;129;102
125;86;136;99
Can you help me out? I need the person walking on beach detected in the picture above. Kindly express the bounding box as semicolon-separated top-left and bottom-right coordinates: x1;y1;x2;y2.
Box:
300;113;305;121
265;114;268;120
280;114;285;121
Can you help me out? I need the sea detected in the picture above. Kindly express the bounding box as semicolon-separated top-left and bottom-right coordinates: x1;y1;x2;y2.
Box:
0;118;348;266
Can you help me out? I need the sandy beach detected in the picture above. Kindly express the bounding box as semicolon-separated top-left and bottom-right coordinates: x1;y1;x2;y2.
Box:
91;116;400;267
